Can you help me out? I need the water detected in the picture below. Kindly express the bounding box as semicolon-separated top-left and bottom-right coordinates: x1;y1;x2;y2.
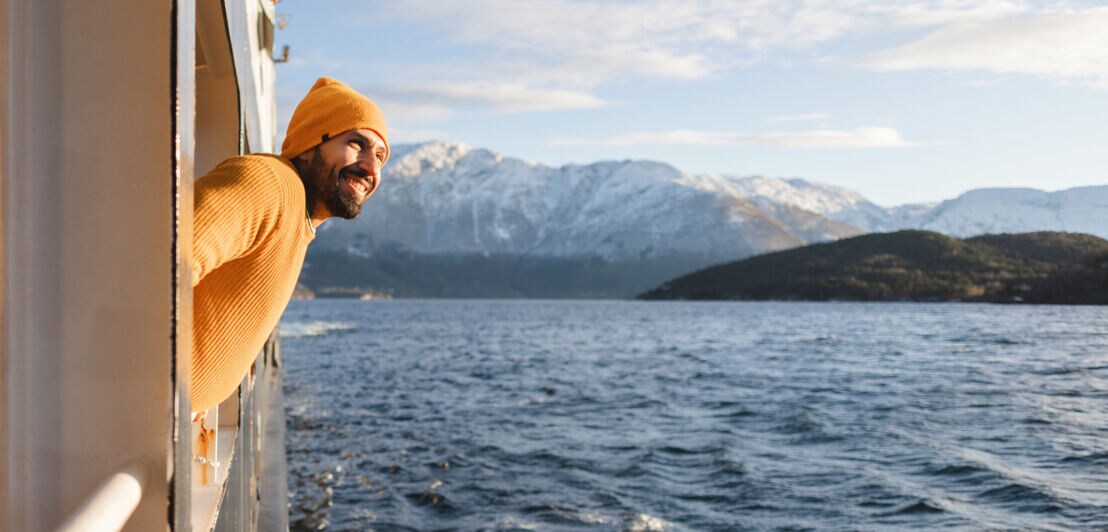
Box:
279;300;1108;530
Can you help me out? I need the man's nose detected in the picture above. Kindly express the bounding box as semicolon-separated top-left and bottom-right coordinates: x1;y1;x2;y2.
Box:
356;154;382;175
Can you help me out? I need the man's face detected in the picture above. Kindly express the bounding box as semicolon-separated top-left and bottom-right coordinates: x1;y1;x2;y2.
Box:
297;128;387;220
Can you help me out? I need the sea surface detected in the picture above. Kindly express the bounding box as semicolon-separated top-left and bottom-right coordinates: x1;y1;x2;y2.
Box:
279;300;1108;531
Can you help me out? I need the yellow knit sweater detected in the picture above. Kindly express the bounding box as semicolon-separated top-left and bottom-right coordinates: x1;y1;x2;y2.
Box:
192;154;315;412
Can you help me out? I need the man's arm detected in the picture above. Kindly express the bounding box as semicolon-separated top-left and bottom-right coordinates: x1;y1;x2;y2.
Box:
192;157;287;286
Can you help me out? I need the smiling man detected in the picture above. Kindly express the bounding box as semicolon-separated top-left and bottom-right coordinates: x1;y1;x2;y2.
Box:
190;77;388;414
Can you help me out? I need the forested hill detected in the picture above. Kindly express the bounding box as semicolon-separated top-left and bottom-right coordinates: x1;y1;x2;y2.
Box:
639;231;1108;304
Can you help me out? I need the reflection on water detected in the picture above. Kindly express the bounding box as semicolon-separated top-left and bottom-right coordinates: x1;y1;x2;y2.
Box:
280;300;1108;530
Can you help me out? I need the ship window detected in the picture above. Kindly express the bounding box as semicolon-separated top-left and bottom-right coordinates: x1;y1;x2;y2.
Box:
258;8;274;53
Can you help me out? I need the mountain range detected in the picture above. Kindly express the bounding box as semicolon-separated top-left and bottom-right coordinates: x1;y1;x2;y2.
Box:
303;140;1106;297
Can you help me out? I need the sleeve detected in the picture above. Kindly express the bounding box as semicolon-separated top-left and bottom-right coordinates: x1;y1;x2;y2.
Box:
192;158;288;286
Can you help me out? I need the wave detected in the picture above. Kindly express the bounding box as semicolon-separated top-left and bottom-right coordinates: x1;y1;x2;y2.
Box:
280;300;1108;530
624;512;674;532
883;499;945;515
279;320;357;339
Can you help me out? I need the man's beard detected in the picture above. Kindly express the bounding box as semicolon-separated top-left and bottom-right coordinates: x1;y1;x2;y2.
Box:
296;149;366;219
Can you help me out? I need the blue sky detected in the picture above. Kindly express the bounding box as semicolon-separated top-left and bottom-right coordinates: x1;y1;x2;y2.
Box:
272;0;1108;206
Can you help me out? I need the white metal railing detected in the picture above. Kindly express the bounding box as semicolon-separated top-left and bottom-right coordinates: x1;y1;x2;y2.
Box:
191;347;268;531
56;460;150;532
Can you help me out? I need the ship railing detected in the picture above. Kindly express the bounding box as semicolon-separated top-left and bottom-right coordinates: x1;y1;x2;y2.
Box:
55;460;151;532
53;332;285;532
190;329;286;531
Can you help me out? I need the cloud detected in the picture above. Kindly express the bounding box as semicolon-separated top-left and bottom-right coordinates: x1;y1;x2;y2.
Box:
868;7;1108;88
372;100;457;125
387;127;454;143
309;1;1106;129
382;0;875;86
765;113;833;123
550;126;921;148
874;0;1030;27
750;127;917;147
379;1;1055;87
377;82;611;113
355;1;1108;94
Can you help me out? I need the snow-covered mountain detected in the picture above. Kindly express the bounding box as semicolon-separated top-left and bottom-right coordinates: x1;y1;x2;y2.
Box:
307;140;1105;297
317;141;862;264
906;187;1108;237
722;175;901;232
319;140;1107;258
726;178;1107;238
321;140;1106;260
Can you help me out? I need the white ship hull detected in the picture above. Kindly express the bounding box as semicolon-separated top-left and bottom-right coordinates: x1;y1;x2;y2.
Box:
1;0;288;529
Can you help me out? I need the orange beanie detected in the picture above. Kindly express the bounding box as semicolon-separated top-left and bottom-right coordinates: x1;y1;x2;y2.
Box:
280;77;389;161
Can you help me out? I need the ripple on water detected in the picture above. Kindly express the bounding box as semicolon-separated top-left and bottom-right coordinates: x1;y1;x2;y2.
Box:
281;300;1108;530
884;499;946;516
280;320;357;339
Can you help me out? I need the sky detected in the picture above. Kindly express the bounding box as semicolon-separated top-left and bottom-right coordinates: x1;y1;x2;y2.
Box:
272;0;1108;206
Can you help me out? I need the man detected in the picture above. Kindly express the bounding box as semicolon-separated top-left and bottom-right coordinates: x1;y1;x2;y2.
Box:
190;77;388;414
